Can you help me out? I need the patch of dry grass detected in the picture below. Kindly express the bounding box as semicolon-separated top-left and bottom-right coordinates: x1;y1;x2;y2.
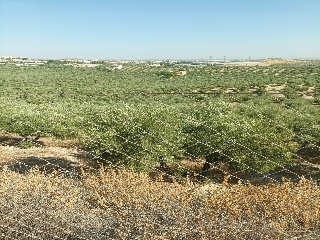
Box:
0;167;319;239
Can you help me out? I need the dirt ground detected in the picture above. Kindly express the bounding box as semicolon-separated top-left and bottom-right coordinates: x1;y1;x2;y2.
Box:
0;134;93;178
0;133;319;184
0;134;84;162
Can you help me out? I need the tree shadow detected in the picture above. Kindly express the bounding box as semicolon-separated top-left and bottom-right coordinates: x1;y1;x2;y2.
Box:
0;135;46;148
0;156;88;179
233;163;320;185
0;136;26;146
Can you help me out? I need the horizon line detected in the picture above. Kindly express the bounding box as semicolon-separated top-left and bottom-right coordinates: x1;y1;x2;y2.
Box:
1;56;320;61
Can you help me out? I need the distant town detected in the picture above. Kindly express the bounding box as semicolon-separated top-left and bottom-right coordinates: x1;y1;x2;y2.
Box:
0;56;315;68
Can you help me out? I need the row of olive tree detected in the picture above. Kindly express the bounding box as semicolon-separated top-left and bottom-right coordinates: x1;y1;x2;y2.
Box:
84;101;299;175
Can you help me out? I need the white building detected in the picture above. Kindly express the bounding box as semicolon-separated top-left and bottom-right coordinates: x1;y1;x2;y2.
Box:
109;64;123;70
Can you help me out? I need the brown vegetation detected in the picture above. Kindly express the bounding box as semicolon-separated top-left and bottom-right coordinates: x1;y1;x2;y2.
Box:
0;166;319;239
261;58;306;65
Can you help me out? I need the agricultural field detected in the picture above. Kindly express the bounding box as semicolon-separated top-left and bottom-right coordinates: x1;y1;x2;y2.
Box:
0;62;319;239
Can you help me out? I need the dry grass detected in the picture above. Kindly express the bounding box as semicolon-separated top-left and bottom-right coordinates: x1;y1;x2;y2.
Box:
0;166;319;239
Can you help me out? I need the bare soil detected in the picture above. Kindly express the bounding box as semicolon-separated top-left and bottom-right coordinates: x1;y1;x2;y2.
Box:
0;133;319;184
0;134;92;178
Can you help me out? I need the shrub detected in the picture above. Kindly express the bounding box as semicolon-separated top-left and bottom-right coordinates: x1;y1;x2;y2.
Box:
85;104;186;171
183;101;298;174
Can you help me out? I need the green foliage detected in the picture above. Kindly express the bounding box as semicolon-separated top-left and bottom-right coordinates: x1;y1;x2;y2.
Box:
84;105;186;171
156;70;177;79
18;139;35;149
183;102;298;173
0;63;319;175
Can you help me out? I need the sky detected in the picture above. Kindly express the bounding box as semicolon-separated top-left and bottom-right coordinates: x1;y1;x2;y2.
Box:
0;0;319;60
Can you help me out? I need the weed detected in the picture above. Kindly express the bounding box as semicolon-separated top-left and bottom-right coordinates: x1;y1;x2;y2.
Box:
0;167;319;239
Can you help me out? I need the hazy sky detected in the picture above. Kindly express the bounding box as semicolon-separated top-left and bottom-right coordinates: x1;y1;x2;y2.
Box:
0;0;319;60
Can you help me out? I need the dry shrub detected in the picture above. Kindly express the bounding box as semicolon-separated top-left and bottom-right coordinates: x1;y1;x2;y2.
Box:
0;167;319;239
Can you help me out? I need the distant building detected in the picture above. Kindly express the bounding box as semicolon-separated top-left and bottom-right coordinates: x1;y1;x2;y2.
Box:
14;60;45;66
74;64;101;68
108;64;123;70
176;61;208;67
0;58;7;64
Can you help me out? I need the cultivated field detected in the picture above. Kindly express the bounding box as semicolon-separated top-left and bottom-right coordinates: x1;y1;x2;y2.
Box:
0;61;319;239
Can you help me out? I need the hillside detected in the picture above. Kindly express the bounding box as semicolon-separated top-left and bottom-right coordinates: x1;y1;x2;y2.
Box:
261;58;308;65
